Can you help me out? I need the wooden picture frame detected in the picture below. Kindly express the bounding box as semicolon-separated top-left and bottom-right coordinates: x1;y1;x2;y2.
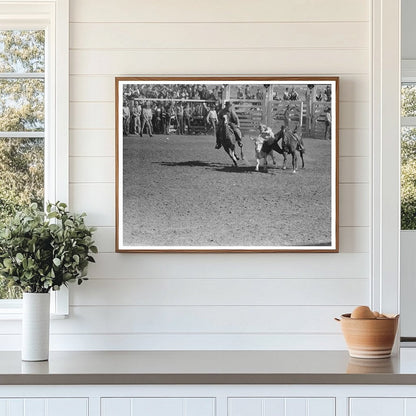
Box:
115;77;339;253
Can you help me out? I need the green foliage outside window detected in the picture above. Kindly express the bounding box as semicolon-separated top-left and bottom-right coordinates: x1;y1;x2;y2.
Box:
0;30;45;299
401;84;416;230
401;127;416;229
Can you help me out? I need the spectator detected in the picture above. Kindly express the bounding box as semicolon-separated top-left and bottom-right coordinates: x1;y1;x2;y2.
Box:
206;105;218;136
128;100;135;134
184;104;192;134
289;87;299;101
170;104;177;132
122;101;130;136
283;88;290;100
131;101;141;135
256;88;263;100
161;105;170;135
153;102;162;134
244;85;251;99
140;102;153;137
324;85;331;102
324;107;331;140
176;103;184;135
316;89;323;101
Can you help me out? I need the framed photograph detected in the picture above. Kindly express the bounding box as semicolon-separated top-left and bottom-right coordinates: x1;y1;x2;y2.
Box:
116;77;338;252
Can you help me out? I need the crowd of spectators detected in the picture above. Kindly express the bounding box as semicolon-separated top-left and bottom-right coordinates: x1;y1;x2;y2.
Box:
123;84;225;102
122;99;221;136
122;84;332;136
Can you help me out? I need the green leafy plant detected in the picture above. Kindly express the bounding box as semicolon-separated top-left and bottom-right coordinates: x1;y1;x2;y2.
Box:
0;202;97;293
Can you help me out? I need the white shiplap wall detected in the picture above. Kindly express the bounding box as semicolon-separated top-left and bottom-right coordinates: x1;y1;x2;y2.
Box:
54;0;371;350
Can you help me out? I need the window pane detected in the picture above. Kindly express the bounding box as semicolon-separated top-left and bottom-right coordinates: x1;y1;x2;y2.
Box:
402;83;416;117
0;30;45;73
0;137;44;300
401;127;416;230
0;78;44;131
0;137;44;220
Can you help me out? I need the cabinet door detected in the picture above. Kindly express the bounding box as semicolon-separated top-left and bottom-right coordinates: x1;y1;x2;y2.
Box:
350;398;416;416
0;398;88;416
101;398;215;416
350;398;404;416
228;397;335;416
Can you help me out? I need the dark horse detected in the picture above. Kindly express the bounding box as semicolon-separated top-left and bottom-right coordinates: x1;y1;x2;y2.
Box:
217;114;244;166
274;126;305;172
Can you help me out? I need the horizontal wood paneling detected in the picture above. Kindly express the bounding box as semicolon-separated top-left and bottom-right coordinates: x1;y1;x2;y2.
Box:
91;226;369;254
70;22;368;50
0;305;355;335
70;277;368;306
339;157;369;183
70;49;368;76
86;253;369;279
60;0;372;351
339;227;369;253
90;227;115;253
69;102;368;130
0;332;347;350
339;129;369;157
57;305;354;334
69;183;114;226
339;184;369;227
70;157;114;183
70;129;114;157
70;0;369;23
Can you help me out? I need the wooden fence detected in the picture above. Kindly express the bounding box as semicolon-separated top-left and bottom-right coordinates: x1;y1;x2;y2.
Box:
128;95;331;138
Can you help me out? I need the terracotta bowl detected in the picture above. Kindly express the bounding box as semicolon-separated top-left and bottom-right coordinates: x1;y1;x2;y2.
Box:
337;313;399;359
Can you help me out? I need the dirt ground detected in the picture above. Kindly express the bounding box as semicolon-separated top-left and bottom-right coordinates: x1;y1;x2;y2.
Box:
122;132;333;248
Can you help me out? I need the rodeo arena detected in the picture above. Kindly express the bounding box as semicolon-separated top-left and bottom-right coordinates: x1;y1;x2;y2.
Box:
121;82;334;248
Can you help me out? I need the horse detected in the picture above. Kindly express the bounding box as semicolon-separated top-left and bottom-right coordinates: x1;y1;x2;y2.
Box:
217;114;244;166
274;126;305;173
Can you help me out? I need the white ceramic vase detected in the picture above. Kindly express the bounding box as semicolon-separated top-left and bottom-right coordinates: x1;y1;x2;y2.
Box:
22;292;50;361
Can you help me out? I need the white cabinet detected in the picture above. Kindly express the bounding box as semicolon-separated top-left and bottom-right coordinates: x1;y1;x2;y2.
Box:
350;398;416;416
0;398;88;416
101;397;215;416
228;397;335;416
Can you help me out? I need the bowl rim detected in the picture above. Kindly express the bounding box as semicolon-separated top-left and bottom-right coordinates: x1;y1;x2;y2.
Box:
340;313;400;320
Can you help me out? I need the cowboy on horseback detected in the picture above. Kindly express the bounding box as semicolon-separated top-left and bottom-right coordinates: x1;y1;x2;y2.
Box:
279;124;305;153
215;101;243;149
282;104;304;152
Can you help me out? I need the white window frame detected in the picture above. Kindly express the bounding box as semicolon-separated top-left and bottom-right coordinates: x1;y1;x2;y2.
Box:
371;0;401;324
0;0;69;317
399;59;416;340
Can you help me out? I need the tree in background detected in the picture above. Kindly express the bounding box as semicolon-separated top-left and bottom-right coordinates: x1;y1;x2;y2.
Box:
0;30;45;298
401;84;416;230
401;127;416;229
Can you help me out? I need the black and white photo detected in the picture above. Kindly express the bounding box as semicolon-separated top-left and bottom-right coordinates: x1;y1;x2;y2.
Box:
116;77;338;252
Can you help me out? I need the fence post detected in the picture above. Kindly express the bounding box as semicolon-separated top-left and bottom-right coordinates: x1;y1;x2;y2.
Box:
224;84;231;102
264;85;273;126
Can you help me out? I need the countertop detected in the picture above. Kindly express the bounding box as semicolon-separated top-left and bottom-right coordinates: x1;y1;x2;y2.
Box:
2;349;416;385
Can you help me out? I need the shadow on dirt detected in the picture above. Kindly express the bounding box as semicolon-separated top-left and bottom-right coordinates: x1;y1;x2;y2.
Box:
159;160;219;168
158;160;281;174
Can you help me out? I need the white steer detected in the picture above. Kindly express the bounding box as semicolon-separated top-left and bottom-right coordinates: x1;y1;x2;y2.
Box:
250;135;276;172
